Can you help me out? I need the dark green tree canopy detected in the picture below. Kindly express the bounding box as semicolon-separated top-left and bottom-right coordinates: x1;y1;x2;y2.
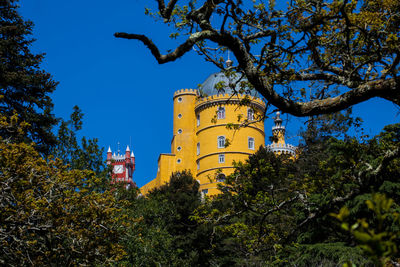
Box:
0;0;58;152
115;0;400;116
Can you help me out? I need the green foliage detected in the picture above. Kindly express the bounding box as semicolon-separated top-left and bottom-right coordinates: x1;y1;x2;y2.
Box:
52;106;107;180
0;120;128;265
0;0;58;153
121;171;213;266
333;194;400;266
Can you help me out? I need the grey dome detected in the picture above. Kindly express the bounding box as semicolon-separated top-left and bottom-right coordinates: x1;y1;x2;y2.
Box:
199;72;258;97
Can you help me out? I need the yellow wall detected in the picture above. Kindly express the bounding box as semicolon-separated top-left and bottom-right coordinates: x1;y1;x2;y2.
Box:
140;90;266;197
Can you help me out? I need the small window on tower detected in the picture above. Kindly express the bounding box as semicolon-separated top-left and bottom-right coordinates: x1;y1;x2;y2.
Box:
197;114;200;126
247;108;254;121
218;154;225;163
197;142;200;155
217;107;225;119
177;158;182;164
178;113;182;119
197;161;200;170
177;146;182;151
177;97;182;102
218;136;225;148
248;137;255;150
177;129;182;134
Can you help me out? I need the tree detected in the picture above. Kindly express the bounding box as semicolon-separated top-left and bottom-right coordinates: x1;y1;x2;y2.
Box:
193;120;400;265
0;115;128;266
121;171;214;266
0;0;58;153
52;106;106;176
115;0;400;116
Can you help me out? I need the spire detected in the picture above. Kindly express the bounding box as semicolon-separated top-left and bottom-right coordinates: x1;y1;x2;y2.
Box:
107;146;112;153
131;151;135;157
274;111;283;127
226;50;233;68
126;145;130;152
272;111;286;145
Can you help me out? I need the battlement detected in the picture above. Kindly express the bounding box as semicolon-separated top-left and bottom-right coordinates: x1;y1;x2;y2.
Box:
195;93;265;112
266;143;297;156
173;89;198;97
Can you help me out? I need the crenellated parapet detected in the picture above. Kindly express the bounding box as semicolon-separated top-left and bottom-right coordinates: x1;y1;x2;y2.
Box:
195;93;265;113
266;143;297;156
173;89;198;99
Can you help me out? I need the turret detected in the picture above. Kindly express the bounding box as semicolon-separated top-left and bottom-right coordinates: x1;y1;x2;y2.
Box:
272;111;286;145
267;111;297;156
125;145;130;164
106;146;112;164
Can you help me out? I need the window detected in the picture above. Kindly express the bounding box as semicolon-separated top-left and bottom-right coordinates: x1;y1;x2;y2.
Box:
197;161;200;170
177;158;182;164
218;136;225;148
217;106;225;119
202;189;208;195
218;154;225;163
177;129;182;134
197;114;200;126
217;174;226;182
177;146;182;151
248;137;255;150
178;113;182;119
197;142;200;155
247;108;254;121
177;97;182;102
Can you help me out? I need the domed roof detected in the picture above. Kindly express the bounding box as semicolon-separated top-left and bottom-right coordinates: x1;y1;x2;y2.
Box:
199;71;258;97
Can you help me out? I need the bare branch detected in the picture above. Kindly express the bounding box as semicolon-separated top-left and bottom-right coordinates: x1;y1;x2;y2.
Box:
114;31;216;63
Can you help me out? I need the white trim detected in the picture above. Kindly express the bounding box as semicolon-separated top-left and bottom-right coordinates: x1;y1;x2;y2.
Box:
248;137;255;150
218;154;225;163
247;108;254;121
218;136;225;148
217;106;225;119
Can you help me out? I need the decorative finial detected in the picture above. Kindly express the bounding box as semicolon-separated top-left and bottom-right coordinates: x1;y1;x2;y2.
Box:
226;50;233;68
117;141;120;155
274;111;283;127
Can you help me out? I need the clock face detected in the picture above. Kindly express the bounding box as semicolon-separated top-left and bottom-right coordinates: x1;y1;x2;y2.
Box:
113;165;123;174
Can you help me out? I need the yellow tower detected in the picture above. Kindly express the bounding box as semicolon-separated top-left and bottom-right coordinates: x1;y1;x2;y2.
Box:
195;94;265;195
140;64;266;196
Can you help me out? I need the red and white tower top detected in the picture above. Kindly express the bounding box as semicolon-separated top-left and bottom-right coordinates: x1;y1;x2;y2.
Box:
107;144;136;187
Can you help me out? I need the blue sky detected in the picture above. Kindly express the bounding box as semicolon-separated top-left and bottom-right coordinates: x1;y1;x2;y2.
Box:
20;0;399;187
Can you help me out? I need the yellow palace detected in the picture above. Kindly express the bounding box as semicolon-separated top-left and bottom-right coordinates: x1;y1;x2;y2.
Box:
141;61;296;196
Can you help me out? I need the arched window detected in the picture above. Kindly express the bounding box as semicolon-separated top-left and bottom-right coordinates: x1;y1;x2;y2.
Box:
247;108;254;121
197;142;200;155
197;114;200;126
218;136;225;148
217;106;225;119
248;137;255;150
218;154;225;163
